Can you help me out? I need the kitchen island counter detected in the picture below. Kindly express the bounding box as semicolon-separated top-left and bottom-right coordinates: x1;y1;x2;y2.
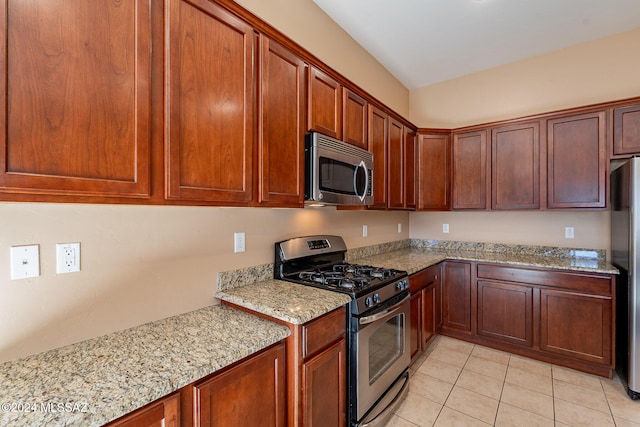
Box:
0;305;290;427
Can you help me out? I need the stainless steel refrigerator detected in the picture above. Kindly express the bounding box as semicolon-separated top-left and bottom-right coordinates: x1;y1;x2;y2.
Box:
611;157;640;399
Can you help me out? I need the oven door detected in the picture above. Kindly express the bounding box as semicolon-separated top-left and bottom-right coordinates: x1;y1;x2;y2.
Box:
353;293;411;424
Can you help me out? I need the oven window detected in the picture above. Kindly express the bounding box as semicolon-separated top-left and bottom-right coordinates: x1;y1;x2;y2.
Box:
319;157;356;195
369;313;404;384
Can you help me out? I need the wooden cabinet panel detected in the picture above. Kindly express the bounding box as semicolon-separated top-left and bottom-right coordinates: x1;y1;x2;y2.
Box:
0;0;151;198
343;89;367;149
452;131;488;210
107;393;179;427
417;133;451;211
258;36;306;207
302;305;346;359
410;291;422;362
613;104;640;155
367;105;388;209
195;343;286;427
477;280;533;347
422;284;436;347
547;111;607;208
443;262;472;333
491;122;540;209
387;118;404;209
540;289;612;365
302;339;347;427
166;0;255;203
404;127;417;210
308;66;342;139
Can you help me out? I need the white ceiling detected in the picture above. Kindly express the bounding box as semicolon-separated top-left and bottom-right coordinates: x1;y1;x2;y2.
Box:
312;0;640;90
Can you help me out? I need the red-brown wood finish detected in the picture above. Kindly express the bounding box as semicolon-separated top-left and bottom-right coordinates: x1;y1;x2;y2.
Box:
422;284;436;347
547;111;607;208
613;103;640;156
477;280;533;347
417;132;451;210
409;291;422;362
106;393;179;427
302;339;347;427
409;264;441;363
166;0;255;203
342;89;368;149
308;66;342;139
404;127;417;210
442;262;472;333
258;36;307;207
387;117;404;209
194;342;286;427
491;122;540;210
0;0;151;198
452;131;489;210
367;105;388;209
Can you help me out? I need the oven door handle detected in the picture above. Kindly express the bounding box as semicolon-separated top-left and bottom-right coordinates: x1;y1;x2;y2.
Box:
359;295;409;325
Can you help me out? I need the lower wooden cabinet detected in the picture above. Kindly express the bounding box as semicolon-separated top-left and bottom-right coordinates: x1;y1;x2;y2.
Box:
477;280;533;347
194;342;286;427
442;262;472;334
409;264;442;363
106;393;179;427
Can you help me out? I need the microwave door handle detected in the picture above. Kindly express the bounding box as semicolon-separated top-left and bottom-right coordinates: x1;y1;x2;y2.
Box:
354;161;368;202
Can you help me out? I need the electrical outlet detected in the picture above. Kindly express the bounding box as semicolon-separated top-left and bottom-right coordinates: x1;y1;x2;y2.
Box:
10;244;40;280
234;232;246;253
398;223;402;233
443;224;450;233
362;225;368;237
565;227;575;239
56;243;80;274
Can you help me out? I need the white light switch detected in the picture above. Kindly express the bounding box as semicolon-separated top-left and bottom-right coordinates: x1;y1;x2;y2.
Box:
362;225;368;237
565;227;575;239
234;232;246;253
10;245;40;280
398;223;402;233
443;224;450;233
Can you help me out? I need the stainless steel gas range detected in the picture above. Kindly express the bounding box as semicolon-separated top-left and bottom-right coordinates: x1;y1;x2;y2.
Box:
275;235;410;427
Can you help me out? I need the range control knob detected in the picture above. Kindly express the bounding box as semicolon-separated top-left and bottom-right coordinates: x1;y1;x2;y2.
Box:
373;293;381;304
396;281;403;291
364;296;373;307
403;279;409;290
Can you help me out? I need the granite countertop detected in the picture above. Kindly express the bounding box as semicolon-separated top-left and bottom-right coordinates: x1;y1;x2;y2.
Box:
0;305;290;427
216;279;352;325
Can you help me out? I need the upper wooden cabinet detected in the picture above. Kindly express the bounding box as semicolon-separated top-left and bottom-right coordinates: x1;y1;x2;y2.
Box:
165;0;255;204
342;89;368;149
308;66;342;139
491;122;540;210
404;127;417;210
417;132;451;211
613;104;640;156
387;117;405;209
367;105;388;209
452;130;489;210
547;111;607;209
0;0;151;198
258;36;307;207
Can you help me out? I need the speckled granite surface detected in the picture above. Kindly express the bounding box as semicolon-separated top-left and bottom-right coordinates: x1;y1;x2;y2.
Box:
0;305;290;427
216;279;352;324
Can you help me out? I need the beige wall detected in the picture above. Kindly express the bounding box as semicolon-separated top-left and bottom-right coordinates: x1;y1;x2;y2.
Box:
235;0;410;118
410;27;640;129
0;204;408;363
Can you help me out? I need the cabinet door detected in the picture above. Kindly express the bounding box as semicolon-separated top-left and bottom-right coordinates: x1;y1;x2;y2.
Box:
387;117;404;209
540;289;612;365
343;89;367;149
547;111;606;208
302;339;347;427
477;280;533;347
453;131;488;210
166;0;255;203
410;291;422;362
422;285;436;348
367;105;388;209
417;133;451;211
404;127;417;210
443;262;472;333
195;343;286;427
613;104;640;156
0;0;151;198
491;122;540;209
308;66;342;139
107;393;179;427
258;36;306;207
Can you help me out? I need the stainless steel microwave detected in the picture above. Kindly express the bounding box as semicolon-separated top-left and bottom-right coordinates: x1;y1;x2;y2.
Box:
305;132;374;206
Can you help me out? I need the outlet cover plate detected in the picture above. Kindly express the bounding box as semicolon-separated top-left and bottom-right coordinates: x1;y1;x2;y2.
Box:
10;245;40;280
56;242;81;274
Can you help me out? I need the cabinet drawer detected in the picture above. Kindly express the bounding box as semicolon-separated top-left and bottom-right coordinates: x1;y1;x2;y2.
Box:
410;264;441;293
477;264;612;295
302;307;346;359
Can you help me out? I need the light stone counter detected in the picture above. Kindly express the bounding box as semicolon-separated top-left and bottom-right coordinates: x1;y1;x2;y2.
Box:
216;279;352;325
0;305;290;427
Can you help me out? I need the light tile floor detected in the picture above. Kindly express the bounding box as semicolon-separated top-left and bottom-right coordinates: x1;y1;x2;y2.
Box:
385;335;640;427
